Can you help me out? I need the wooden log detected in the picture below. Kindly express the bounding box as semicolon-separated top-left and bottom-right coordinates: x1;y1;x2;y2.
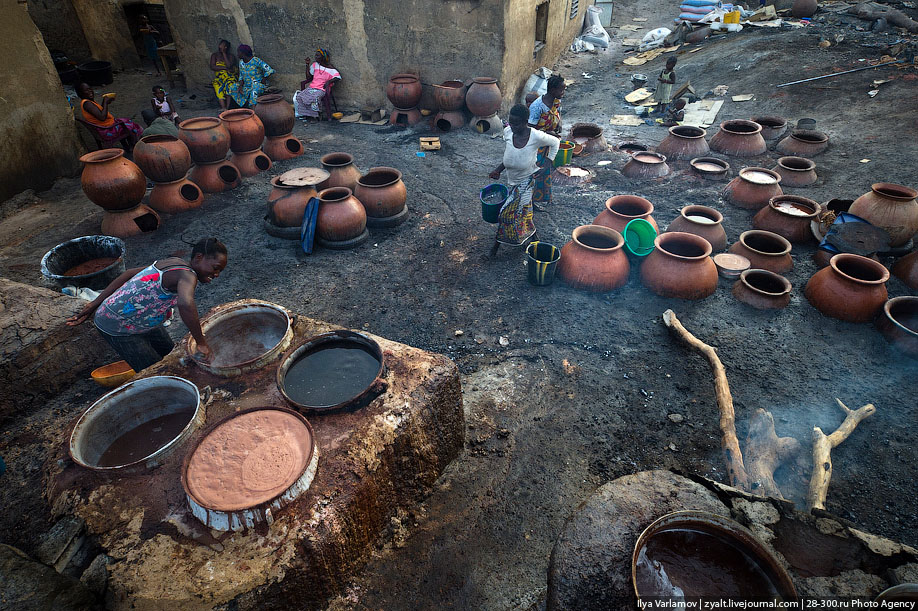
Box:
744;408;801;499
662;310;749;490
806;398;876;512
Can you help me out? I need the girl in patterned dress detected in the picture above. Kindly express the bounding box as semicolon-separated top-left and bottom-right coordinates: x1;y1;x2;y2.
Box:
527;74;565;208
230;45;275;108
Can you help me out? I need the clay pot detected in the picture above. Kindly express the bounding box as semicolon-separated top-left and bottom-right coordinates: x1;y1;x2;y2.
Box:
386;73;422;109
623;152;670;179
723;167;783;210
218;109;265;153
805;253;889;322
263;135;304;161
267;177;319;227
254;93;295;137
79;149;146;211
709;120;767;157
100;205;160;238
641;232;718;300
753;195;821;243
557;225;630;292
655;125;709;160
148;178;204;214
133;135;192;183
179;117;231;164
849;183;918;247
567;123;608;154
750;116;788;140
728;230;793;273
317;187;368;243
666;205;727;251
321;152;362;191
355;167;408;226
465;77;501;117
188;161;241;193
593;195;659;234
434;111;466;132
891;250;918;289
877;297;918;358
772;156;817;187
229;148;272;177
792;0;818;18
732;269;792;310
433;80;466;111
690;157;730;181
775;130;829;157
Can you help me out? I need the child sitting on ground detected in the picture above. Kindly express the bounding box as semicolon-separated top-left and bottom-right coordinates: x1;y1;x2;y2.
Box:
151;86;180;125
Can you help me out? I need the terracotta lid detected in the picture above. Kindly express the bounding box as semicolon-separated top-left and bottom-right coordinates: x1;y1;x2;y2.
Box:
714;253;750;277
278;167;330;186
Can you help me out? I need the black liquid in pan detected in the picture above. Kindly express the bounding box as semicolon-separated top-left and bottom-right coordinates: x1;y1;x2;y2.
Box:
283;341;380;407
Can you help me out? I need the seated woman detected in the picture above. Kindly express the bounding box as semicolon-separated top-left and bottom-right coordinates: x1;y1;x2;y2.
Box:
210;39;237;112
230;45;274;108
76;83;144;151
293;48;341;121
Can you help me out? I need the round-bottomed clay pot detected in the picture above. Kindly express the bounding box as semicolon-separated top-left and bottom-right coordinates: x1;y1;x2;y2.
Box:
188;161;241;193
433;80;467;111
557;225;630;292
723;167;783;209
267;178;319;227
666;205;727;251
465;77;502;117
732;269;792;310
263;134;304;161
690;157;730;181
750;116;787;140
655;125;709;160
133;135;192;183
753;195;821;243
849;183;918;247
567;123;608;154
877;296;918;358
623;152;670;179
218;109;265;153
148;178;203;214
594;195;659;234
178;117;231;163
776;130;829;157
254;93;295;137
805;253;889;322
728;230;793;273
772;156;817;187
321;152;362;191
229;148;272;177
891;249;918;289
709;120;767;157
387;73;422;109
317;187;368;249
792;0;818;18
641;232;718;299
354;167;408;226
80;149;146;211
100;205;160;238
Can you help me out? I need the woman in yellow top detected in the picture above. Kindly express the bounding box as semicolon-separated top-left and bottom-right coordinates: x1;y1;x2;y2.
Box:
210;39;238;112
76;83;144;151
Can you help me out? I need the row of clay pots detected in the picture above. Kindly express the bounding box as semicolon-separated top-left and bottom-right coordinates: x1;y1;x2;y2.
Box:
386;74;502;117
704;119;830;158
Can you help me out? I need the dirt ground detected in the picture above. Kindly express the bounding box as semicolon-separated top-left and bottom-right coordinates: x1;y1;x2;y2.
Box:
1;3;918;609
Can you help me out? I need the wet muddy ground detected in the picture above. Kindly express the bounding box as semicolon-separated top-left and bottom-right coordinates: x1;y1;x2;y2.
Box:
1;6;917;609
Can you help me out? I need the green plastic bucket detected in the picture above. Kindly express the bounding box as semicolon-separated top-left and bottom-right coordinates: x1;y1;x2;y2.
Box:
526;241;561;286
623;218;657;257
480;183;508;223
554;141;575;167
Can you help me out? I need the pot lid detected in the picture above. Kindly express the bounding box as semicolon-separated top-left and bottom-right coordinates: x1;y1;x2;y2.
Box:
278;167;330;186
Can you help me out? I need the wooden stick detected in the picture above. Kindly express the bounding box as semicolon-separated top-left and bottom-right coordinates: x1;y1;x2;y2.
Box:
806;398;876;511
744;408;801;499
662;310;749;490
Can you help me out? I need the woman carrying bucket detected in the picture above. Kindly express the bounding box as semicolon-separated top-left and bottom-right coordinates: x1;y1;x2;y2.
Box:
487;104;560;258
527;74;565;208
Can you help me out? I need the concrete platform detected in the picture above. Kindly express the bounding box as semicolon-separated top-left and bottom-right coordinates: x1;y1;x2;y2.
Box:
45;310;464;610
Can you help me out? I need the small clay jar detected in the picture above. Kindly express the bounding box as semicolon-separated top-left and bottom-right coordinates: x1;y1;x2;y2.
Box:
593;195;658;234
805;253;889;322
556;225;630;292
877;296;918;358
354;167;408;227
148;178;204;214
567;123;608;154
254;93;295;137
666;205;727;251
723;167;783;210
229;148;272;177
387;73;423;109
433;80;466;111
133;135;192;183
218;109;266;153
773;156;817;187
263;135;304;161
891;249;918;289
641;232;718;300
849;183;918;248
321;152;362;191
465;77;501;117
100;205;161;238
728;230;793;274
732;269;792;310
178;117;231;163
750;116;787;141
267;177;319;227
752;195;821;244
776;130;829;157
655;125;709;160
316;187;368;245
188;160;241;193
623;152;670;179
80;149;146;211
709;120;767;157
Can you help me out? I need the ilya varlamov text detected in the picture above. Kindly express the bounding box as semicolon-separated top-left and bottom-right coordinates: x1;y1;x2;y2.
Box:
637;601;917;610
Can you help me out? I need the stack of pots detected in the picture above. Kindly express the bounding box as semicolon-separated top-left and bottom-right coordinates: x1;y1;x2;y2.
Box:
180;117;241;193
466;77;502;133
355;167;409;227
433;80;467;133
133;135;203;214
219;109;271;177
80;149;161;238
386;73;423;126
265;167;330;233
255;94;304;161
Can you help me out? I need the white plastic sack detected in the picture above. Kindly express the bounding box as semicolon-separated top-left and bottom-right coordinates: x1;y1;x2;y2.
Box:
582;24;612;46
642;27;672;43
585;5;604;29
570;38;597;53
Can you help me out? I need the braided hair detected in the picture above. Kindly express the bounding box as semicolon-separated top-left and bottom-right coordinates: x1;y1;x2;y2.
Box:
185;237;227;258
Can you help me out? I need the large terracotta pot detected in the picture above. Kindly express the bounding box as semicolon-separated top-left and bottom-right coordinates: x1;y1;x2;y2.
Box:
557;225;630;292
772;156;817;187
622;152;670;179
641;232;718;299
753;195;821;244
100;205;160;238
666;205;727;251
354;167;408;223
178;117;231;163
805;253;889;322
656;125;709;160
732;269;792;310
229;148;272;177
792;0;818;18
567;123;608;154
133;135;192;183
709;120;767;157
79;149;146;211
254;93;295;137
728;230;793;274
593;195;658;234
267;177;318;227
321;152;362;191
723;167;783;210
148;178;204;214
891;249;918;289
386;73;422;109
750;116;787;140
775;130;829;157
877;297;918;358
188;160;241;193
317;187;367;243
218;109;265;153
433;80;466;111
849;183;918;247
465;77;502;117
263;135;304;161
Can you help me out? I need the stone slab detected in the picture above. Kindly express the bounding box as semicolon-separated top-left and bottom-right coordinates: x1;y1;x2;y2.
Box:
0;543;99;610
